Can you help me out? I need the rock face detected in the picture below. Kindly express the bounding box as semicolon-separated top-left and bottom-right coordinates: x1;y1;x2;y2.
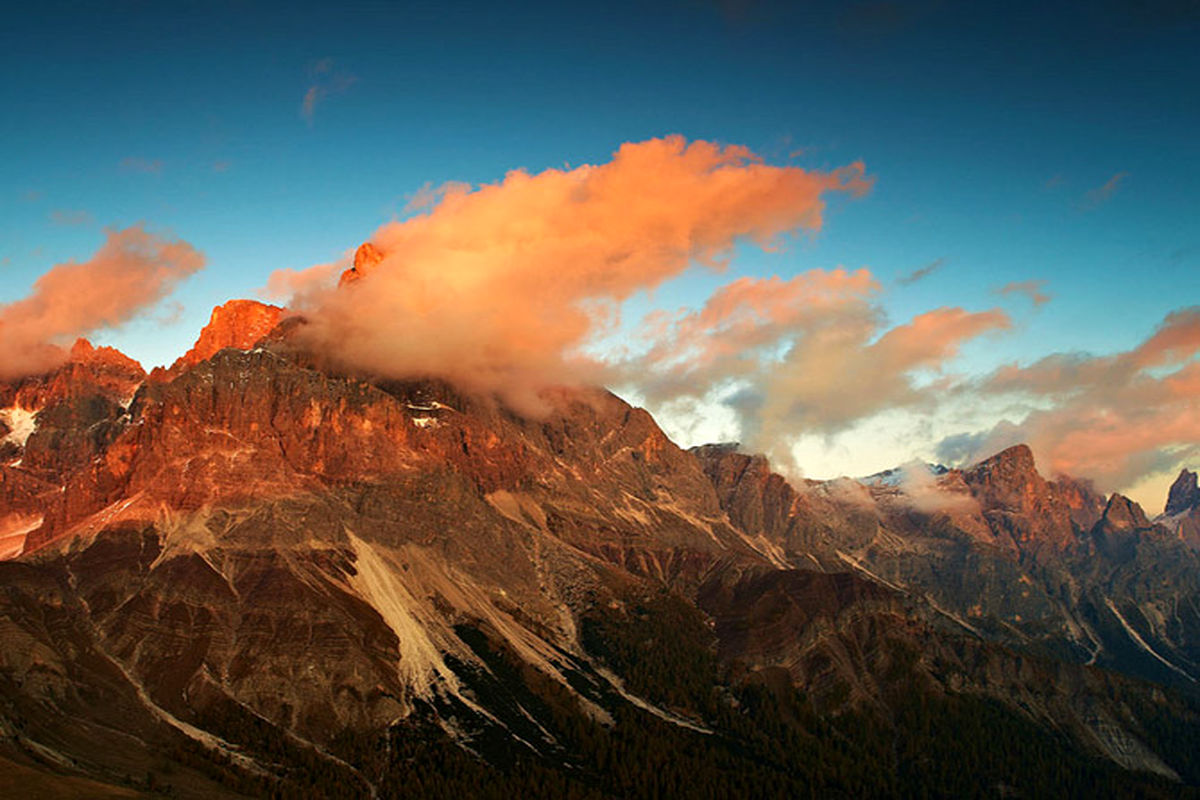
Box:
339;241;385;286
1166;469;1200;516
960;444;1096;553
0;301;1199;796
1160;468;1200;550
169;299;285;371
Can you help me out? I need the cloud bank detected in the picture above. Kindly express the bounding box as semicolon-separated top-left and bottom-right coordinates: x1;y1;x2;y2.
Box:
0;225;204;379
940;307;1200;493
276;136;871;412
262;135;1193;499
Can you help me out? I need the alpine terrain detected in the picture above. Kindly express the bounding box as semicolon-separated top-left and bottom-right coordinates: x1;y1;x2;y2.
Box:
1;265;1199;799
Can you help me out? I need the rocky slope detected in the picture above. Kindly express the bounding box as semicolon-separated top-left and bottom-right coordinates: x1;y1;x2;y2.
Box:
0;299;1198;797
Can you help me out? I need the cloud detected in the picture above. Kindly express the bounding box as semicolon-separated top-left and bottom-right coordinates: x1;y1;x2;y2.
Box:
261;258;344;302
938;307;1200;494
617;258;1009;472
300;87;321;122
738;306;1010;469
994;279;1051;307
630;270;880;401
119;157;163;175
212;159;232;173
896;462;980;514
48;209;95;227
896;257;945;286
300;58;356;125
0;225;204;380
271;136;871;413
1081;172;1128;210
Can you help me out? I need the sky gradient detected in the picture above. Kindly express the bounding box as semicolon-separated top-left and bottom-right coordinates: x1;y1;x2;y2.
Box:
2;1;1198;509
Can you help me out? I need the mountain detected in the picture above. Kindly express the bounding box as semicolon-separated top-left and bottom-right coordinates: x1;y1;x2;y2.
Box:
694;442;1200;689
1;297;1199;797
1160;468;1200;549
166;299;285;373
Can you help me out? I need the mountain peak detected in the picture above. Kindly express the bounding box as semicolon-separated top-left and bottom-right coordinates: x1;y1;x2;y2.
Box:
172;299;284;370
68;338;143;373
339;241;386;286
1101;493;1150;531
1166;468;1200;516
963;444;1039;487
973;443;1036;471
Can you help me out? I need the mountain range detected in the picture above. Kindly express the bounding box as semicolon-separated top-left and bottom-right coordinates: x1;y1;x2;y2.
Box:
1;285;1199;798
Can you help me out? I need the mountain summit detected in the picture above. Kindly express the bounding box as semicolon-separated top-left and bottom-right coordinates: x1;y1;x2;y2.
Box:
1167;468;1200;516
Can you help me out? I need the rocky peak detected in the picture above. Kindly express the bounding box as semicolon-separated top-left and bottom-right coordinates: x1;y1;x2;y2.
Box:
339;241;386;286
0;338;145;411
1101;493;1150;531
961;444;1046;515
961;444;1085;552
170;299;285;371
964;444;1038;484
68;338;143;373
1166;469;1200;516
1049;474;1108;532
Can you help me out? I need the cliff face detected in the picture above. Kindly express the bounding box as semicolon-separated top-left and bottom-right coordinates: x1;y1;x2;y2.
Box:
167;299;285;372
1160;469;1200;550
1166;469;1200;516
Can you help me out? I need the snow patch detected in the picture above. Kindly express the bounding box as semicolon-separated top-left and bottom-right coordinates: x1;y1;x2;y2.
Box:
0;406;39;448
120;383;143;411
406;401;454;412
860;462;948;487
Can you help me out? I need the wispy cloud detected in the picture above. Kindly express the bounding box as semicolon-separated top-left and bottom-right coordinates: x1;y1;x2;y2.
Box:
0;225;204;379
49;209;94;227
897;257;945;286
626;275;1009;472
212;159;232;173
300;58;356;126
995;279;1051;307
1081;171;1128;210
119;157;163;175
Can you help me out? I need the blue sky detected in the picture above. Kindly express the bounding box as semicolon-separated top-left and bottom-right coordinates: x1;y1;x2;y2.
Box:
2;1;1198;500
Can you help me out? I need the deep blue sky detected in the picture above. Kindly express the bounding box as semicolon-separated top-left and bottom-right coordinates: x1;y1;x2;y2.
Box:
2;1;1198;492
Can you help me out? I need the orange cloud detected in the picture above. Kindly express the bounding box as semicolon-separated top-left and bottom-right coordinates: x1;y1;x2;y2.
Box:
300;58;356;125
741;306;1010;469
616;258;1009;472
632;269;880;401
274;136;871;413
1082;171;1128;210
995;279;1051;307
941;307;1200;499
0;225;204;380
